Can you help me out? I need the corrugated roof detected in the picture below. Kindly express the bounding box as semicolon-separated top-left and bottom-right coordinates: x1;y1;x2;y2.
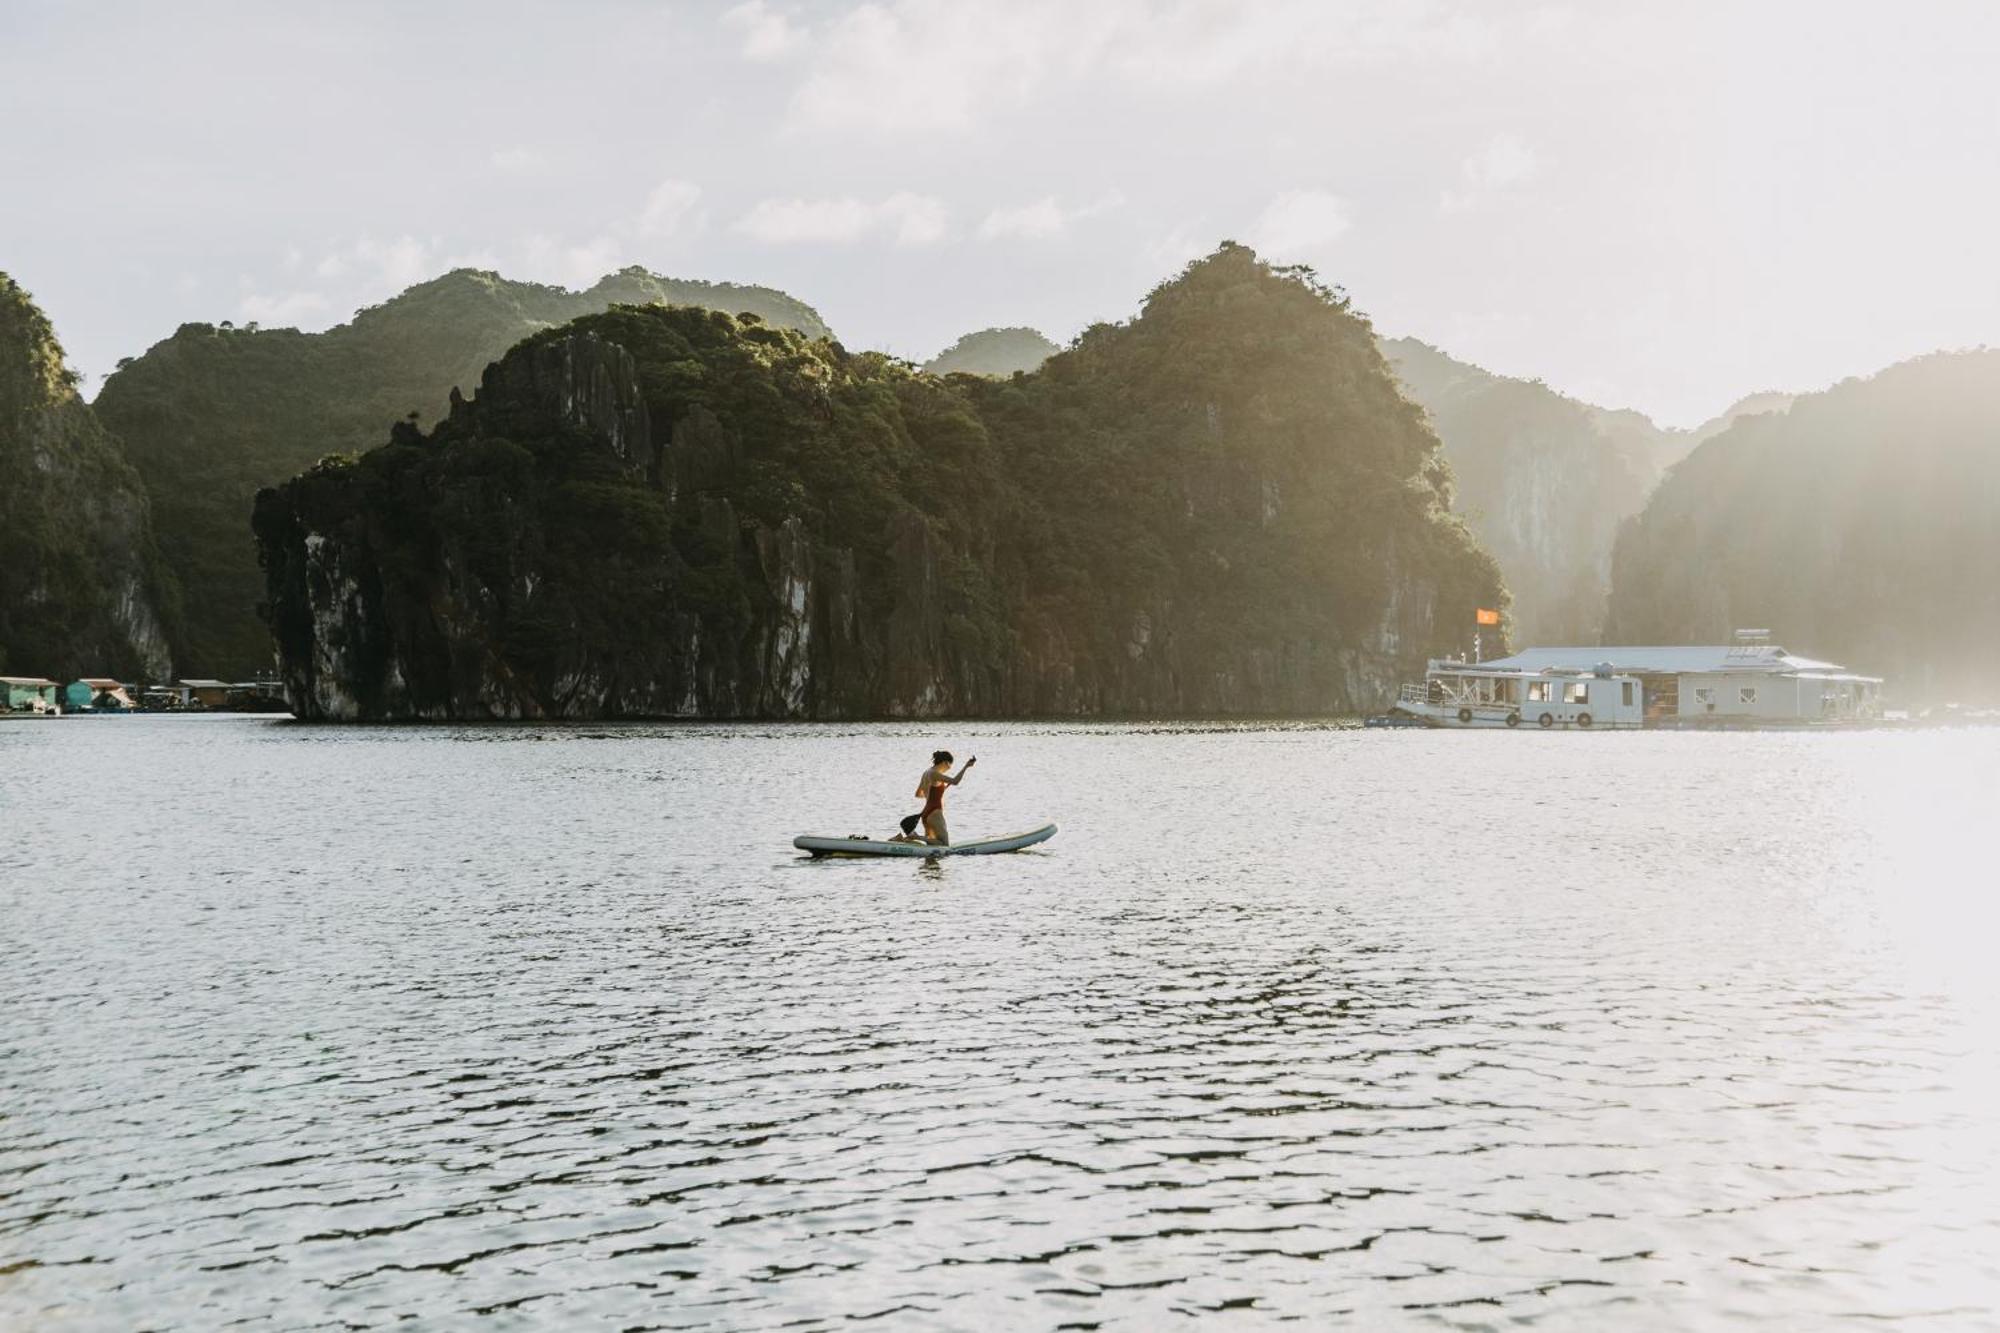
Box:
1472;646;1875;678
1;676;58;687
177;679;231;688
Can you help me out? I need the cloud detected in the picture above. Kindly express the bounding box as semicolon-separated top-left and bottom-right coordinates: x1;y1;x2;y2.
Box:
233;217;652;337
360;236;435;289
304;234;437;287
721;0;806;61
1245;189;1351;258
976;192;1124;241
269;169;703;323
237;235;442;329
1108;2;1496;84
1441;133;1540;212
489;145;549;174
1465;133;1538;188
441;247;502;273
735;192;948;245
519;233;626;287
237;289;330;326
978;197;1066;240
637;178;704;239
779;1;1496;137
1145;220;1212;275
785;2;1096;136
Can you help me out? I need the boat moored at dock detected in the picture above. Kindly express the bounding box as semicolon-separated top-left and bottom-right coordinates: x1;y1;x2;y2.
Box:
1393;631;1884;730
1396;662;1645;729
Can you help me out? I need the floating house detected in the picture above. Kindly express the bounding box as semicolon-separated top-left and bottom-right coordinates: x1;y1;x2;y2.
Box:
228;679;291;712
176;679;233;709
63;678;137;712
2;676;59;713
1395;631;1883;729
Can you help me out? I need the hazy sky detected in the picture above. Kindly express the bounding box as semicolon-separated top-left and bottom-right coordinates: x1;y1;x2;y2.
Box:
4;0;1997;425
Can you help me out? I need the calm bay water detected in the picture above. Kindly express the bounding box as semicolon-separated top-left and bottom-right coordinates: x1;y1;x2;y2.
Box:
3;716;1999;1329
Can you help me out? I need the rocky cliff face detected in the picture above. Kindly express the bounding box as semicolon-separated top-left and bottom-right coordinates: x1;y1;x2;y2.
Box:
255;317;1004;721
256;247;1502;721
96;266;830;678
0;273;172;681
1385;337;1676;645
1605;351;2000;704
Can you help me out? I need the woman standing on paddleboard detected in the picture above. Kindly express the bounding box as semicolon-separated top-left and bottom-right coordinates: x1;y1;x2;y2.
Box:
916;750;975;846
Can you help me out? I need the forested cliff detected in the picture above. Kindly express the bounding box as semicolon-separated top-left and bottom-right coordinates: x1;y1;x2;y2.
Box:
1605;351;2000;702
0;273;172;681
1384;337;1680;645
95;267;827;677
254;245;1503;721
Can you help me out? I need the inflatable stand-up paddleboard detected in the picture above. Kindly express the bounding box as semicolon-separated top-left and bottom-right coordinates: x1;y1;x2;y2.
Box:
794;823;1057;858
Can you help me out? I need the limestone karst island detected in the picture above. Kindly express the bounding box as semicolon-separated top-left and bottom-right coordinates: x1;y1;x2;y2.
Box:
6;4;2000;1329
9;246;1997;724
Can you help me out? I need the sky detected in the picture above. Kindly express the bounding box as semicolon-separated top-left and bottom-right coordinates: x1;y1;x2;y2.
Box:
3;0;1998;426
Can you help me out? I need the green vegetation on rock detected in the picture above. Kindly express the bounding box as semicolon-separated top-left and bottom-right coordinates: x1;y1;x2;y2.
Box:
923;326;1058;378
256;244;1504;720
95;266;830;677
971;251;1502;714
1606;351;2000;702
0;272;173;681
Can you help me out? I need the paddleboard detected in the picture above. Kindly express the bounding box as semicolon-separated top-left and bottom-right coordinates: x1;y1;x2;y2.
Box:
794;823;1057;858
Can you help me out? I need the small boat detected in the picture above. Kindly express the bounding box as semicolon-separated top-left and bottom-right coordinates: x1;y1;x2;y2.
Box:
1391;661;1645;730
794;823;1058;859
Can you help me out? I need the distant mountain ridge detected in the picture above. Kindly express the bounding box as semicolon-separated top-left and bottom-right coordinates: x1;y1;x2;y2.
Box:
1686;390;1796;448
1606;349;2000;703
1383;337;1680;645
94;267;831;676
923;327;1058;377
1384;338;1804;647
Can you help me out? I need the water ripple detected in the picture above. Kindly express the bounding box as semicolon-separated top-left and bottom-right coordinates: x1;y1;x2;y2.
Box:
2;717;1998;1327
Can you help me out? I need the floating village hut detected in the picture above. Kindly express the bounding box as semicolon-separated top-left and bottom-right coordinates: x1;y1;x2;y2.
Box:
2;677;60;713
175;679;233;709
1396;632;1884;729
63;678;137;712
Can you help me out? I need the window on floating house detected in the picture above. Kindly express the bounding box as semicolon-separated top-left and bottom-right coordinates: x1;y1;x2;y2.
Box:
1739;686;1758;705
1564;681;1589;704
1527;681;1551;702
1622;681;1634;706
1694;686;1715;705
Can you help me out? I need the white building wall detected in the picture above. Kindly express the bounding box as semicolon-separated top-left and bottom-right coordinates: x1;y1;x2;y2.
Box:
1676;672;1818;720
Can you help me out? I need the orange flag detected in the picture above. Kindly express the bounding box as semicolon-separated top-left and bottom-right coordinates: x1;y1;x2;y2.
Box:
1475;608;1500;625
